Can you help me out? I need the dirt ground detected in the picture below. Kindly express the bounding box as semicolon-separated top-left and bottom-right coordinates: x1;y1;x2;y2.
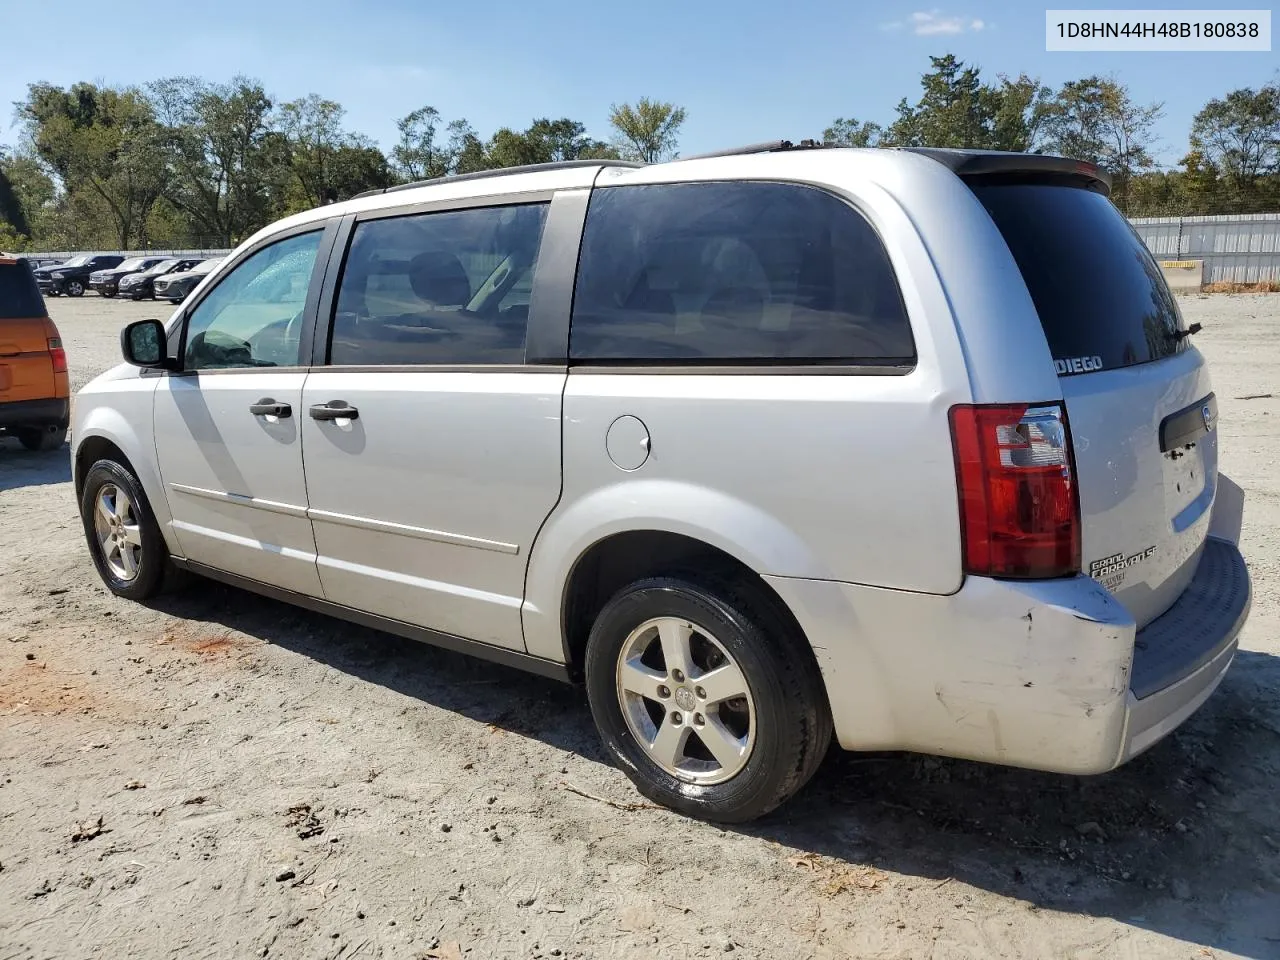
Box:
2;293;1278;960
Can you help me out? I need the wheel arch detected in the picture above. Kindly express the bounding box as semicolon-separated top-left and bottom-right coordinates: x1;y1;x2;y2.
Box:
556;529;823;683
72;398;177;555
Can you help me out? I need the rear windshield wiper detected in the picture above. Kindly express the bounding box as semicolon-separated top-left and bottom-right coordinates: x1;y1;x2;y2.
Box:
1168;322;1202;342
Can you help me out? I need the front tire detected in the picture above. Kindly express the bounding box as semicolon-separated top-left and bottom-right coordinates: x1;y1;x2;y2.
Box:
79;459;170;601
584;576;831;823
65;280;85;297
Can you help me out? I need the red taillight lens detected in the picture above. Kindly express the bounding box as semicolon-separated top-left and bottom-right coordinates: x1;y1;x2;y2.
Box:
48;337;67;374
949;403;1080;579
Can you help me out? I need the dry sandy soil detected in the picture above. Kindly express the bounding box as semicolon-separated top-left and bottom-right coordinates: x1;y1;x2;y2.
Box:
2;294;1279;960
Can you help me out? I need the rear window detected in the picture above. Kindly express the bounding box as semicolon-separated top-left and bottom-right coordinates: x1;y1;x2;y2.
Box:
0;262;45;319
570;182;915;364
970;183;1185;374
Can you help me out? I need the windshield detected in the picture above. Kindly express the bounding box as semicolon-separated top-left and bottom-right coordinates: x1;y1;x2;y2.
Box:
969;183;1185;374
146;260;180;275
192;258;220;274
117;258;150;271
61;256;90;268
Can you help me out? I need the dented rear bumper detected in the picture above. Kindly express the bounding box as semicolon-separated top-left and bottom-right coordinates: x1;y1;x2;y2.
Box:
765;513;1249;776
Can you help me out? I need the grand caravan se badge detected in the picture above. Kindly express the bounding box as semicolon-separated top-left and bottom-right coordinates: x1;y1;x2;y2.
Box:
1089;545;1157;583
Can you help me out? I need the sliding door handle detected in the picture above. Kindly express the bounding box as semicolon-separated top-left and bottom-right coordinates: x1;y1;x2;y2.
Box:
309;401;359;421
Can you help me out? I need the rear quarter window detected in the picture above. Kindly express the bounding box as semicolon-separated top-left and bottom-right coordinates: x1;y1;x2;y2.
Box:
970;183;1186;374
569;182;915;364
0;262;46;319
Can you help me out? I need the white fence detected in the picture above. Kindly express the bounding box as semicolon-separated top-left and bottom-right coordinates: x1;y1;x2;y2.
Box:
1130;213;1280;284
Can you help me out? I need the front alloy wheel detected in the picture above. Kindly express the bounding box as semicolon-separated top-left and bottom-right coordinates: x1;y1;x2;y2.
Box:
65;279;84;297
80;459;171;601
93;483;143;581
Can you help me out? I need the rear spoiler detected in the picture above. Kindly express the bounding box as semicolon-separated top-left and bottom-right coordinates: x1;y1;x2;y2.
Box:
901;147;1113;196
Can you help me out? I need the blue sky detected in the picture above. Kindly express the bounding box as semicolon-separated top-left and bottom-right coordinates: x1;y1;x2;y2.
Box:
0;0;1275;167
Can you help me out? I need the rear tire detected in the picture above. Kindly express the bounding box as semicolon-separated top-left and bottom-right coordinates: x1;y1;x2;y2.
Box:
16;425;67;451
79;459;170;601
584;575;831;823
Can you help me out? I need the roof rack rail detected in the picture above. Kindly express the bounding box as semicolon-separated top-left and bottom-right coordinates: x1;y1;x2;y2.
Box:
676;139;828;162
350;158;645;200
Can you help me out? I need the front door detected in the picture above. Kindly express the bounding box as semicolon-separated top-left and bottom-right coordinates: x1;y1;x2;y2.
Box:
153;227;329;595
300;200;565;650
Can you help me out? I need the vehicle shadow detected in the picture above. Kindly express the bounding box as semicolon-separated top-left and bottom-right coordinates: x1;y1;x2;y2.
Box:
0;439;72;491
153;580;1280;958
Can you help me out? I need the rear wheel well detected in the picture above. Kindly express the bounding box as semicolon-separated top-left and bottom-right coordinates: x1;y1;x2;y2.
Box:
75;437;135;498
561;531;819;683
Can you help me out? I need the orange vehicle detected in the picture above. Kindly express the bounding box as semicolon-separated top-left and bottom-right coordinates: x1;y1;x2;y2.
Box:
0;255;69;450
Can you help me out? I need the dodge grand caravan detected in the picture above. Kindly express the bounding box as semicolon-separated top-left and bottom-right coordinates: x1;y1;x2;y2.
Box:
70;145;1251;822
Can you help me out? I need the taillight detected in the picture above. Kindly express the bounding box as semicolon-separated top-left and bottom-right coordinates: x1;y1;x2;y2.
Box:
48;337;67;374
949;402;1080;579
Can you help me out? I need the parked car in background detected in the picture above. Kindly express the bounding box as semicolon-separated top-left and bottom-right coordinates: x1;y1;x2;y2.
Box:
17;256;65;272
89;257;169;298
119;258;205;300
71;147;1250;822
38;255;125;297
0;255;69;450
153;257;222;303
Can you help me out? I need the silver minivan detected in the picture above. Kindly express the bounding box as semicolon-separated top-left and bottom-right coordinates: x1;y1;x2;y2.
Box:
72;144;1251;822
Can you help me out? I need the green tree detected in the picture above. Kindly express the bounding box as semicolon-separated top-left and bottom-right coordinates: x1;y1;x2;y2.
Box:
876;57;1048;151
18;82;169;247
1040;76;1162;206
1188;84;1280;205
278;95;390;208
149;76;286;245
0;150;32;243
392;105;450;181
608;98;686;162
443;120;486;175
822;118;883;147
483;118;615;169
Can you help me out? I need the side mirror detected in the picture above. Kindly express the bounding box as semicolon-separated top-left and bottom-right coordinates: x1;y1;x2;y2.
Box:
121;319;173;369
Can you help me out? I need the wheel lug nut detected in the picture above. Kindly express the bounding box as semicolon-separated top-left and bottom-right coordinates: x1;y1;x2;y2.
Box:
657;685;671;699
671;712;683;725
671;669;685;683
695;686;706;699
694;713;705;726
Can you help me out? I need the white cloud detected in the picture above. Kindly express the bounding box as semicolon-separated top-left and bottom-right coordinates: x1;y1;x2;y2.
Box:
894;10;986;35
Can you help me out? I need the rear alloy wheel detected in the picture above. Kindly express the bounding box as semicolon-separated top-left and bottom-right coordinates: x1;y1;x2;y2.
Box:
65;279;84;297
80;459;170;601
585;576;831;823
15;425;67;451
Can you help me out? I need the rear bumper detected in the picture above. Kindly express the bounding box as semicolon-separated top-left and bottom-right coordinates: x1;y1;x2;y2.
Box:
766;537;1249;775
0;397;70;429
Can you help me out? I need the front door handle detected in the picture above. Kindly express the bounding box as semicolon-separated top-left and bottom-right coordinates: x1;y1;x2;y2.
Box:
249;398;292;418
309;401;360;422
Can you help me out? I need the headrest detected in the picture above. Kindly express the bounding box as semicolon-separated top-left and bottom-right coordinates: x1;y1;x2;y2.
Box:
408;251;471;307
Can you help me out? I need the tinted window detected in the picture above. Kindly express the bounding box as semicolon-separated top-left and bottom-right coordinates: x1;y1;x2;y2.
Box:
570;182;914;363
184;231;321;370
329;203;548;366
0;262;44;319
971;183;1185;373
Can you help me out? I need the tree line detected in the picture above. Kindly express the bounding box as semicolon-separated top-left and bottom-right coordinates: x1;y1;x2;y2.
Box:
822;56;1280;219
2;57;1278;252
